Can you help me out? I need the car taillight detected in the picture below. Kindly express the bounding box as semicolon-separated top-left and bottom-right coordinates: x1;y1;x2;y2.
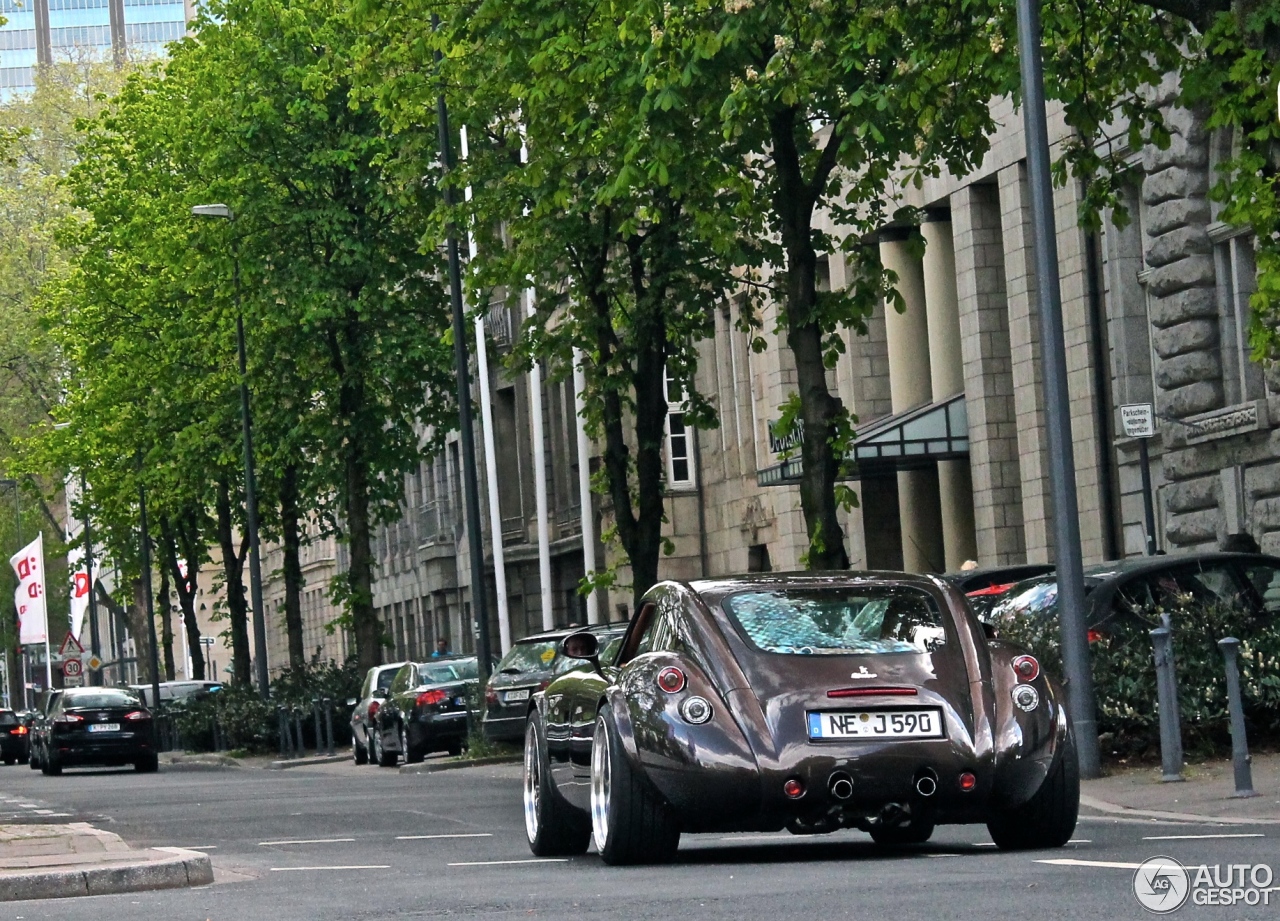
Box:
1011;655;1039;681
485;687;498;706
368;700;380;719
967;583;1015;597
416;689;448;707
1087;629;1104;644
657;667;685;693
55;714;84;726
124;711;150;721
9;726;26;736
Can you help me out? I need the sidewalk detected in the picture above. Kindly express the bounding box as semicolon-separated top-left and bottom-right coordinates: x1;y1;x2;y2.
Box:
1082;751;1280;824
0;823;212;901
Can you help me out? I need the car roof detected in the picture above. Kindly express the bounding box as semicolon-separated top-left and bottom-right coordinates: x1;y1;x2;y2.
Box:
514;622;630;645
939;564;1056;592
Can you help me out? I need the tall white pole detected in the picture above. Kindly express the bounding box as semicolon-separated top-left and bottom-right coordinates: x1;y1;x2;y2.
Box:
460;127;512;655
572;350;600;624
520;140;555;632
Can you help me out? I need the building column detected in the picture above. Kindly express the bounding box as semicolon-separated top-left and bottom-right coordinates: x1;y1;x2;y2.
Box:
879;231;945;572
951;184;1027;565
922;216;978;570
999;163;1054;563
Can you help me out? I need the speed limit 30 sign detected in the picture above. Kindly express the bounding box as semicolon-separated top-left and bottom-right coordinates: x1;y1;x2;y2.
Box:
62;658;83;678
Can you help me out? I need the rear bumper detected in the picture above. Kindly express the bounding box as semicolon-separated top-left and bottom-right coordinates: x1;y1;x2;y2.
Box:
53;738;152;766
482;712;525;743
405;712;467;751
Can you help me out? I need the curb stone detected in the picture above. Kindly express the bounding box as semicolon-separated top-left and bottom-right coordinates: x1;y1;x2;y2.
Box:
265;754;350;770
398;754;522;775
0;848;212;902
1079;793;1280;826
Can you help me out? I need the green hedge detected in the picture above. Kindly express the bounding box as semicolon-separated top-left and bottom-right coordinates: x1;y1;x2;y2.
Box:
171;659;363;754
996;596;1280;759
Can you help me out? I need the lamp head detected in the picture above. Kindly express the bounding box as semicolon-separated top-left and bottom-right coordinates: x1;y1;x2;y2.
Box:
191;203;234;220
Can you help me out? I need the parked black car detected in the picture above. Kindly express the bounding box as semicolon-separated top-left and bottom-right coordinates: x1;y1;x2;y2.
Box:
483;625;628;744
347;661;406;766
0;710;29;765
987;552;1280;637
373;657;480;766
940;564;1057;619
34;687;157;775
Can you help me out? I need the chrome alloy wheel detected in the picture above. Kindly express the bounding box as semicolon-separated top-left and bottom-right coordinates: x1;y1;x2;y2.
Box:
590;717;611;852
399;724;408;757
523;722;540;843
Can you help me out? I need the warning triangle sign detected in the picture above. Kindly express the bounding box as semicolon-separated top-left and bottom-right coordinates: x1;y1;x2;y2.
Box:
58;631;84;656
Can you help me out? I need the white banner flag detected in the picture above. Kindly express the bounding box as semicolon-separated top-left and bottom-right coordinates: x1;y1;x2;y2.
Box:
10;533;47;646
68;545;98;642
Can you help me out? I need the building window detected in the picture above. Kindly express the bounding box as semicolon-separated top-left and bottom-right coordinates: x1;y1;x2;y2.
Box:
664;366;695;490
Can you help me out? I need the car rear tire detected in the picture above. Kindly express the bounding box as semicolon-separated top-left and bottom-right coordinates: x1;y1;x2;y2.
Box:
590;708;680;865
401;725;424;764
374;726;396;768
987;729;1079;850
28;747;40;770
353;733;369;765
135;755;159;773
869;817;935;846
41;757;61;776
524;718;590;857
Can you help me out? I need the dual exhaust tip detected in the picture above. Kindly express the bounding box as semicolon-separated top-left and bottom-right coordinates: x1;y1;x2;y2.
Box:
825;767;938;801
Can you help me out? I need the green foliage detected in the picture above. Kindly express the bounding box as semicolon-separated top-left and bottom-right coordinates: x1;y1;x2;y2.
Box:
998;597;1280;759
173;659;363;753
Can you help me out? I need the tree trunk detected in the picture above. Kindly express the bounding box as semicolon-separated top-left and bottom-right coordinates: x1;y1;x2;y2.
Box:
157;540;176;681
164;512;206;681
769;107;850;570
280;464;306;671
344;440;379;671
128;578;154;685
215;478;252;685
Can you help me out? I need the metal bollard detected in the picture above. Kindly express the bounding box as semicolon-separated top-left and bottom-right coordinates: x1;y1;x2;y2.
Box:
1218;637;1257;798
312;699;322;756
277;706;292;759
322;698;335;756
1150;625;1185;782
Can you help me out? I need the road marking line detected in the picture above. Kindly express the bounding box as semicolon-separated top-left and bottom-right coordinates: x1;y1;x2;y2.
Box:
1143;833;1265;841
258;838;356;846
270;865;388;872
183;846;218;850
1068;839;1092;844
1038;858;1211;870
448;859;569;867
396;833;493;841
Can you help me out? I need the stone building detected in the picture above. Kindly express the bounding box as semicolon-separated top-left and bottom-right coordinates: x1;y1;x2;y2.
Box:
256;84;1273;671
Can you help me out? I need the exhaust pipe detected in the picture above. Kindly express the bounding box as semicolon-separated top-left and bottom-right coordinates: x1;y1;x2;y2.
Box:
828;771;854;801
914;768;938;798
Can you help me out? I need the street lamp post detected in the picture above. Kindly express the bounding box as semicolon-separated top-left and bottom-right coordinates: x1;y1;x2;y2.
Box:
1015;0;1100;778
192;203;270;700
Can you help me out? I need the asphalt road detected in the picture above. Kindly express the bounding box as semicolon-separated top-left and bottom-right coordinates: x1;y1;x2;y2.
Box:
0;759;1276;920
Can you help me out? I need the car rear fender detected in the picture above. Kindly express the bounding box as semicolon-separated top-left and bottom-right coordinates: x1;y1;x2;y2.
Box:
988;639;1068;807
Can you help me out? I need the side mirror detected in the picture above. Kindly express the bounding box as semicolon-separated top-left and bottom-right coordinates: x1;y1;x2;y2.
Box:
561;631;600;660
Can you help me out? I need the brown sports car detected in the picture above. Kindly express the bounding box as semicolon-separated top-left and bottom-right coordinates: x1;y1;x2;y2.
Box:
523;573;1078;865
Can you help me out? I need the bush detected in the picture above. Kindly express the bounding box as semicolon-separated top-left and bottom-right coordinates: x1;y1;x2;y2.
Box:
172;659;363;755
996;595;1280;760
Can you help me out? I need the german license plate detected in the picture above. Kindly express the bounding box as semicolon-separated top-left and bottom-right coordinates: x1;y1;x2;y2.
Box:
503;689;530;703
807;709;943;741
87;723;120;733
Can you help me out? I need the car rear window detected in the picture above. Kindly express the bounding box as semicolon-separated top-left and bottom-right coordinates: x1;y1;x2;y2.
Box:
989;577;1059;624
0;711;16;726
498;641;560;674
418;658;478;684
375;669;398;692
723;588;947;655
64;691;142;709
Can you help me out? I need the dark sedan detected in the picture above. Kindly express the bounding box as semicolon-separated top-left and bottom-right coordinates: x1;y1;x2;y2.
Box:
483;625;627;744
373;657;479;766
0;710;29;765
986;551;1280;637
524;573;1076;865
36;687;157;775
